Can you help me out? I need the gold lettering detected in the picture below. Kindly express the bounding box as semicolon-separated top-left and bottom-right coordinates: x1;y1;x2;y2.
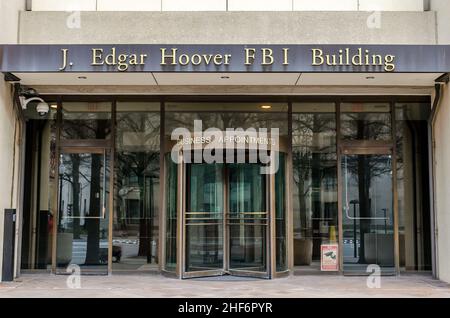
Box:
129;54;138;65
117;54;128;71
224;54;231;65
179;54;190;66
282;48;289;65
352;48;363;66
311;49;324;66
261;48;274;65
384;55;396;72
161;48;177;65
59;48;69;71
105;47;116;65
140;54;148;65
326;54;337;66
245;48;256;65
191;54;202;65
213;54;223;65
203;54;213;65
371;54;383;66
92;48;104;65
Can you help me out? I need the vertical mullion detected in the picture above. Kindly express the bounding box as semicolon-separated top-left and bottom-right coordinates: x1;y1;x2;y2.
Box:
107;100;116;275
287;102;293;273
391;100;400;275
51;98;62;273
159;102;165;272
336;100;344;274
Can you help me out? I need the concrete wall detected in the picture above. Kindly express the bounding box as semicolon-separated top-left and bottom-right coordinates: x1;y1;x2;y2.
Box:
433;83;450;283
0;0;26;282
31;0;426;11
19;11;436;44
430;0;450;44
430;0;450;284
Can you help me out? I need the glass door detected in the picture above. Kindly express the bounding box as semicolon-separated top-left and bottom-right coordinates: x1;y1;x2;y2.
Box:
55;148;110;274
341;150;395;275
227;163;270;278
183;163;224;278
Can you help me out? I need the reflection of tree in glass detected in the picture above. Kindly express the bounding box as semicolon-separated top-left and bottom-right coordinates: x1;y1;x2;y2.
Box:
342;112;392;263
341;112;391;140
165;111;286;134
345;154;391;264
116;112;160;263
292;113;337;239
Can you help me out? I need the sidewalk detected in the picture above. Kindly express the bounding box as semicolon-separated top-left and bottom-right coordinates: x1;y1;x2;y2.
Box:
1;273;449;298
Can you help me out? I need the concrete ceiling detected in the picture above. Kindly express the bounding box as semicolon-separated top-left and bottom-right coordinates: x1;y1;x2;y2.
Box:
13;72;443;87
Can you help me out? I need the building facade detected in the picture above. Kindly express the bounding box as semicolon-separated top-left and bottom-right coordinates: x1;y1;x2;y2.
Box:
1;0;450;282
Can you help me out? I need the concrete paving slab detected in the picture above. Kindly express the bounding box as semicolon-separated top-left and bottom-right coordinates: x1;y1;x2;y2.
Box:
0;273;449;298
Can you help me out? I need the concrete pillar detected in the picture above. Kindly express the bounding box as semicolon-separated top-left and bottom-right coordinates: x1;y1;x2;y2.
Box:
0;0;26;282
433;83;450;283
430;0;450;44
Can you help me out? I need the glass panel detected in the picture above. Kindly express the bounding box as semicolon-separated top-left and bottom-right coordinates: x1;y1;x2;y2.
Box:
165;102;288;137
292;104;338;272
341;103;392;141
228;163;267;273
275;153;287;272
20;109;57;270
62;102;112;139
342;154;395;274
396;103;432;271
113;103;160;271
164;153;178;272
56;152;110;274
185;163;224;272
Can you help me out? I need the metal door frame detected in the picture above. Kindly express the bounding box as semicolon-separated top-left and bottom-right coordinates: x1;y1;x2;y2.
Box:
339;144;398;275
179;154;272;279
336;100;399;275
225;162;271;279
51;100;115;275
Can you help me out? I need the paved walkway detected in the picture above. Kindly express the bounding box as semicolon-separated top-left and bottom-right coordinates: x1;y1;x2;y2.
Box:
1;273;449;298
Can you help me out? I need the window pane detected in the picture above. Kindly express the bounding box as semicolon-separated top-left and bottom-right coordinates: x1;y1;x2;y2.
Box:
395;102;432;271
56;152;110;274
113;102;160;271
276;153;287;272
165;154;178;272
292;103;338;271
62;102;112;139
165;102;288;137
340;103;391;141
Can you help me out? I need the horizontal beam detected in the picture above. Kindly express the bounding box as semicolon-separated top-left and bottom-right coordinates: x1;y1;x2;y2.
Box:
1;44;450;73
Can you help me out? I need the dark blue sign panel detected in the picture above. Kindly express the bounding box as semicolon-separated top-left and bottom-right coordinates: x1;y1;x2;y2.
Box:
1;44;450;73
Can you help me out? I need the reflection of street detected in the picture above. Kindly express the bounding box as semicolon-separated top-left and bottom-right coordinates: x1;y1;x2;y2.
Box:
343;239;360;263
112;238;158;270
70;239;109;265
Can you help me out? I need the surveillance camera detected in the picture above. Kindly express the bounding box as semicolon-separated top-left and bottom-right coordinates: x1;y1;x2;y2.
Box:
36;102;49;116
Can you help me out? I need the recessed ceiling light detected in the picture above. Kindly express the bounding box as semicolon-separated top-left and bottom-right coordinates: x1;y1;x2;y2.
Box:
78;76;87;80
261;105;272;109
220;76;230;79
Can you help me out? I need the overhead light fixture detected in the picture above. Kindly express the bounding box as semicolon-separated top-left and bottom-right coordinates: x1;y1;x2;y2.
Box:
261;105;272;110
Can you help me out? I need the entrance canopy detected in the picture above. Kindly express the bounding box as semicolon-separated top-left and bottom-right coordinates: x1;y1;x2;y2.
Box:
2;44;450;74
2;44;448;96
